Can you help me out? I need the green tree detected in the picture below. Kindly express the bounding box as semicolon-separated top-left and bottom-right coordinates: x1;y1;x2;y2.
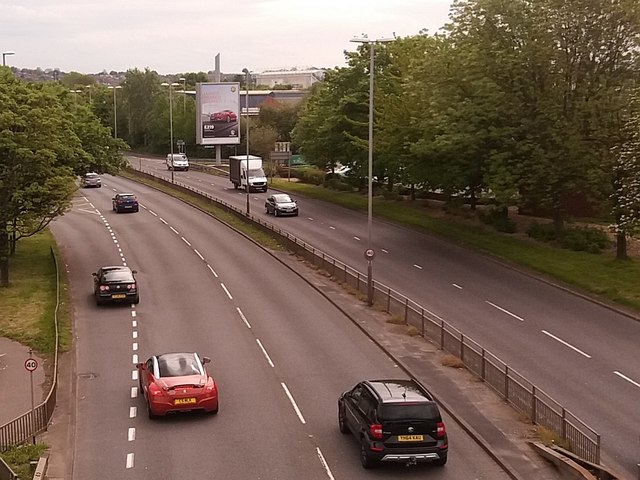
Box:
0;69;123;286
122;68;161;148
611;86;640;259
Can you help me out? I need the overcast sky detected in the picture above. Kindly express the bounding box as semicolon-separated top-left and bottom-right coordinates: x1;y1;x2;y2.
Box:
1;0;453;75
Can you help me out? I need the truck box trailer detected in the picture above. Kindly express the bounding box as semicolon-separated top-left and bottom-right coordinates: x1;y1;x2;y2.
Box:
229;155;268;192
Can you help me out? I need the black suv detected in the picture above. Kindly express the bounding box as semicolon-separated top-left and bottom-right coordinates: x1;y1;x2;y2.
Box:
338;379;448;468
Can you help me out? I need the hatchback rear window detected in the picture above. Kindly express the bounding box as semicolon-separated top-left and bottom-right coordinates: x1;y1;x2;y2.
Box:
380;403;440;421
102;270;134;282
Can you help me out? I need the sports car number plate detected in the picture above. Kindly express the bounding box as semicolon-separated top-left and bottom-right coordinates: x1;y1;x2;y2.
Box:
111;294;127;299
174;397;196;405
398;435;424;442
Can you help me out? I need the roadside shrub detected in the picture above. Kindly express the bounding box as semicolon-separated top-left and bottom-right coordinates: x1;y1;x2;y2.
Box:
381;189;402;201
527;223;609;253
324;178;353;191
526;222;557;242
559;227;609;253
295;166;325;185
479;207;517;233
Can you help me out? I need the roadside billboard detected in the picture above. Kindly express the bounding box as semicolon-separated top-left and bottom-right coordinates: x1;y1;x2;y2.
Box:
196;82;241;145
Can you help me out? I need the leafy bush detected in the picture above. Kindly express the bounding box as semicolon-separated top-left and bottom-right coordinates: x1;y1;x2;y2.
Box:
381;189;402;201
526;222;557;242
527;223;609;253
559;227;609;253
288;166;325;185
324;178;353;191
479;207;517;233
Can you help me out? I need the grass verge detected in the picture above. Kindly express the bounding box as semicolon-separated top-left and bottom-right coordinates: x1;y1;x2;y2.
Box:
0;229;71;354
0;443;48;479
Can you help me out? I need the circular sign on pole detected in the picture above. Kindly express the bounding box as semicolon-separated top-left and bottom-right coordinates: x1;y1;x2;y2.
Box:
25;358;38;372
364;248;376;261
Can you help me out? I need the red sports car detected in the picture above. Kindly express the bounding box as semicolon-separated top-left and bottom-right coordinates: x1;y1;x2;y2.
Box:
210;109;237;123
137;352;219;418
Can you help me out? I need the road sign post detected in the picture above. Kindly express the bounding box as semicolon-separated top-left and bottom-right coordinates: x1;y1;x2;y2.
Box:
25;351;38;444
364;249;376;306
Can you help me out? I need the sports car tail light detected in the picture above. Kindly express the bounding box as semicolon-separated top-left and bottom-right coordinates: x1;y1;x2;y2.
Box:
436;422;446;438
369;424;383;439
205;381;217;393
149;383;163;396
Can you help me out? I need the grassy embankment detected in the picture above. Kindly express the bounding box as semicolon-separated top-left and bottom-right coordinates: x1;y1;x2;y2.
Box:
0;229;71;476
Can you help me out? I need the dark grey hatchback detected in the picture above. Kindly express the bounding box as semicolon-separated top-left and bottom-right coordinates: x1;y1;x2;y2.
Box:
338;379;448;469
92;266;139;306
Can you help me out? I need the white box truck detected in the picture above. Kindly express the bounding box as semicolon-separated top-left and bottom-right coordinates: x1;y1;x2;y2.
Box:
229;155;268;192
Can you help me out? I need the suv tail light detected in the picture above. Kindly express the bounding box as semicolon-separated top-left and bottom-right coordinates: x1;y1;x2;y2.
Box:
436;421;446;438
369;424;383;439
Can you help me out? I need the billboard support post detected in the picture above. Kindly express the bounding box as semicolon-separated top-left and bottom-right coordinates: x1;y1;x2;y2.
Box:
214;53;222;166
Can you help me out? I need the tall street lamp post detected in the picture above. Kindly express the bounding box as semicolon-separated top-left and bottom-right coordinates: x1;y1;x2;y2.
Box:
242;68;251;215
161;82;179;184
350;35;394;306
2;51;15;66
179;77;186;115
107;85;122;139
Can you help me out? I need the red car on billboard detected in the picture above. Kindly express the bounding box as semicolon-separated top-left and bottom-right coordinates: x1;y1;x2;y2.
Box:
210;109;238;123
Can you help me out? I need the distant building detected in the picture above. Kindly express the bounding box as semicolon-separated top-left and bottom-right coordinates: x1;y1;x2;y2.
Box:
240;90;307;116
255;69;325;89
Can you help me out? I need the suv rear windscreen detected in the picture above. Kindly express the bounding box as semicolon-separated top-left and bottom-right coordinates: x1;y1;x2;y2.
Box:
380;403;440;421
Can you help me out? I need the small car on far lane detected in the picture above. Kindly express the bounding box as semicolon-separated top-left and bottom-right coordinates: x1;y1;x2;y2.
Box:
112;193;139;213
81;172;102;188
137;352;219;419
265;193;298;217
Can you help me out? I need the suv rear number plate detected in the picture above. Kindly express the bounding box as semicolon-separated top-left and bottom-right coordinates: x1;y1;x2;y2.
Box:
398;435;424;442
174;398;196;405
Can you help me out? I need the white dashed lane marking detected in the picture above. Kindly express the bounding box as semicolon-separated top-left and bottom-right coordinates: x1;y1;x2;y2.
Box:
542;330;591;358
485;301;524;322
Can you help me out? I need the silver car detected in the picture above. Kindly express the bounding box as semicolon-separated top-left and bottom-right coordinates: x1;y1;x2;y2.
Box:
81;172;101;188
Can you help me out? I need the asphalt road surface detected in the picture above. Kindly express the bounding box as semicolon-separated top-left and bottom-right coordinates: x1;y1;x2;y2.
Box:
49;175;515;479
128;154;640;477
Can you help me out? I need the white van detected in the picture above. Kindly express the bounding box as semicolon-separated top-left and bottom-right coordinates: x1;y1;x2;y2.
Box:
166;153;189;171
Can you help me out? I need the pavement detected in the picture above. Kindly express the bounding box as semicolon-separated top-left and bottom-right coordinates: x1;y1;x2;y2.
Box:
0;337;47;427
0;233;573;480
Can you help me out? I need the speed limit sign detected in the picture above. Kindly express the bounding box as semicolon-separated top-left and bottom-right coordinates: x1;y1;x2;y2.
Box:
24;358;38;372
